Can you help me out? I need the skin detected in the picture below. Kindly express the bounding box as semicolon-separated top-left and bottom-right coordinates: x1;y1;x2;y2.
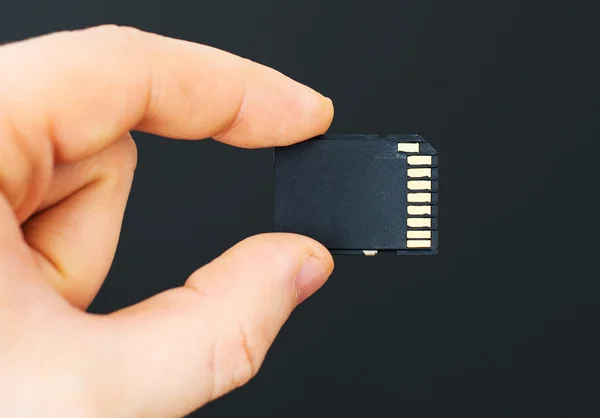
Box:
0;25;335;417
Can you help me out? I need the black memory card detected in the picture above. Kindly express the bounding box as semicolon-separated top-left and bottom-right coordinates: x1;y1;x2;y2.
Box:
273;134;438;255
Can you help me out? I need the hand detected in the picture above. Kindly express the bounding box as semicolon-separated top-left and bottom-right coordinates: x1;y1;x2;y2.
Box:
0;25;334;417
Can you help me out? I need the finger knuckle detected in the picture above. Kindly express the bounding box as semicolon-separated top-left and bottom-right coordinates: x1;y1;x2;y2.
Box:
211;321;260;397
117;135;138;172
0;119;52;219
99;135;138;180
83;24;143;48
230;322;258;387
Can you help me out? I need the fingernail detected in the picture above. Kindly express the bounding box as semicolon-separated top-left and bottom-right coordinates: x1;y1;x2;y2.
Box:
294;255;331;304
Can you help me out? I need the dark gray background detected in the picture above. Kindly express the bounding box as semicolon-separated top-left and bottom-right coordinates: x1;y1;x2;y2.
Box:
2;1;599;417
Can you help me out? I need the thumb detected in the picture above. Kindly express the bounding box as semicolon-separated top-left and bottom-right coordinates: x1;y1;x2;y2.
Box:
91;233;333;418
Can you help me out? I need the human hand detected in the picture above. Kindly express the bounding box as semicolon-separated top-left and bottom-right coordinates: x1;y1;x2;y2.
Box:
0;25;334;417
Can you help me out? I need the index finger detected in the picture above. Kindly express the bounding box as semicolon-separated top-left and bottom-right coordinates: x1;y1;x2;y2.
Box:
0;25;334;164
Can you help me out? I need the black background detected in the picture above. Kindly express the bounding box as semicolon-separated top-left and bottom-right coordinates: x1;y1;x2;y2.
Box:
2;1;599;417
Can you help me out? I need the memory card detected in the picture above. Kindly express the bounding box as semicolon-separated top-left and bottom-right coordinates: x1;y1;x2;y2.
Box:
273;134;438;255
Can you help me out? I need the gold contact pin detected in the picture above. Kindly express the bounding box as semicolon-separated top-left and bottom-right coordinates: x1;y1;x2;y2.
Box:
408;180;432;190
407;230;431;239
408;168;432;178
407;240;432;248
407;206;432;215
407;155;432;165
397;143;420;153
407;193;432;203
407;218;432;228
